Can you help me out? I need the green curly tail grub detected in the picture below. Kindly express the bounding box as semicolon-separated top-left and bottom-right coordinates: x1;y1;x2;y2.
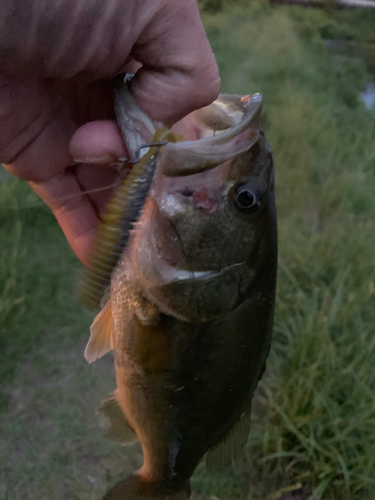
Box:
79;128;180;311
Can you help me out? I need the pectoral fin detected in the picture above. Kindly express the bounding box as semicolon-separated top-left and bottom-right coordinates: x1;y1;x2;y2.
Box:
84;300;113;364
98;390;138;444
206;407;252;471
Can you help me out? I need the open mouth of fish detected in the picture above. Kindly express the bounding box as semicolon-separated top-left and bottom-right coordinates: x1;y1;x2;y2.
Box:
114;74;262;172
153;93;263;177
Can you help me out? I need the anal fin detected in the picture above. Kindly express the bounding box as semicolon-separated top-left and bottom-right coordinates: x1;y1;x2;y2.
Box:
98;390;138;444
206;406;252;471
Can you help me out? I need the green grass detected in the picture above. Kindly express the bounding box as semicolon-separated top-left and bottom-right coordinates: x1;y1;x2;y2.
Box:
1;2;375;499
0;176;92;392
201;3;375;499
0;339;139;500
199;0;375;44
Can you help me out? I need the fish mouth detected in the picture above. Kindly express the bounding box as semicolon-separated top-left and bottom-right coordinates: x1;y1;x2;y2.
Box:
149;92;264;220
158;93;263;177
115;74;262;172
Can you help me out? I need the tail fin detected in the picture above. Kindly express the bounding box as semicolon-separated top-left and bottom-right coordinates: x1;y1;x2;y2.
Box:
103;474;190;500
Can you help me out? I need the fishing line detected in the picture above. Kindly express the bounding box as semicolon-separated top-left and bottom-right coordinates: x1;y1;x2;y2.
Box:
1;140;169;211
0;181;120;210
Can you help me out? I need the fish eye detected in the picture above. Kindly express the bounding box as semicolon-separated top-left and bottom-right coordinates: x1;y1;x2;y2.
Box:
234;186;260;214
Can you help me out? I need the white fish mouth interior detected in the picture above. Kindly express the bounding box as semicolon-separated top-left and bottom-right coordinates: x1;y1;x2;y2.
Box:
189;98;248;139
172;94;261;142
158;94;262;178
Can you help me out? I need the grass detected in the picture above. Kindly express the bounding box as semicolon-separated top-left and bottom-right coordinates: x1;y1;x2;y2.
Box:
1;2;375;499
0;340;140;500
201;3;375;499
0;174;92;391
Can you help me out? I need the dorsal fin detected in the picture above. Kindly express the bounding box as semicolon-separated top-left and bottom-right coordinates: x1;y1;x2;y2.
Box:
206;407;252;471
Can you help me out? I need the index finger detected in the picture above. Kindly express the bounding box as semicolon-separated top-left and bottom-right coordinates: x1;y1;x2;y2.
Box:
130;0;221;125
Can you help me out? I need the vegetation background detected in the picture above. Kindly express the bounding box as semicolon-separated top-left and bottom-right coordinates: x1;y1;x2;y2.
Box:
1;2;375;499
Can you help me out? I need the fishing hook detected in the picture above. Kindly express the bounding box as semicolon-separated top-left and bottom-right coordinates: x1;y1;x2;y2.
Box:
118;141;169;165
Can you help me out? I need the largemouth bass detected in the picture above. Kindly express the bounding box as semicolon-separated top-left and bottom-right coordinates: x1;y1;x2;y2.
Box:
82;79;277;500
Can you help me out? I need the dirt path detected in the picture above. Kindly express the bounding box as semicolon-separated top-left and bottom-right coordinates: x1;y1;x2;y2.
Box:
0;339;143;500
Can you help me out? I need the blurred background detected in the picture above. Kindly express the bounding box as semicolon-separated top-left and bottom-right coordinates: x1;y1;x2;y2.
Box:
1;1;375;499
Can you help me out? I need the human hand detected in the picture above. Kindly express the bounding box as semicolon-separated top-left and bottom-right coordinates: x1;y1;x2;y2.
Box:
0;0;220;265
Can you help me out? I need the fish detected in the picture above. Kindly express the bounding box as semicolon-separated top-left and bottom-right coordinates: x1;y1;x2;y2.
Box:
81;77;277;500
